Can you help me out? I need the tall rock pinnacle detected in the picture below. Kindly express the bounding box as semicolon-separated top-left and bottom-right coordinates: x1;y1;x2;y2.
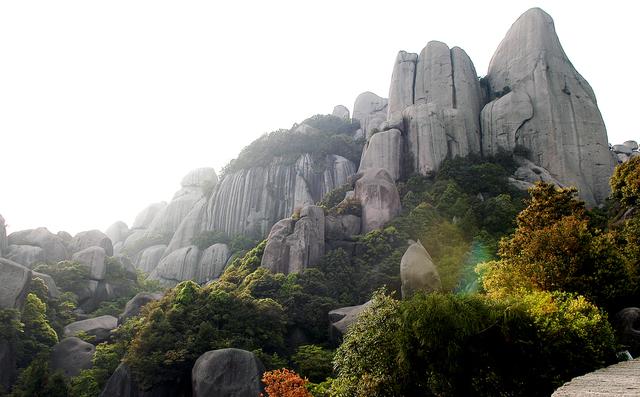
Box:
482;7;615;205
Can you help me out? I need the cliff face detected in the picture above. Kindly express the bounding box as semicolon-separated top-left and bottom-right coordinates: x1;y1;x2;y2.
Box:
357;7;614;206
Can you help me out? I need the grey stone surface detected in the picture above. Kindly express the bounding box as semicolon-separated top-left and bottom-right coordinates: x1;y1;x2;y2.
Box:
613;144;633;155
191;348;265;397
119;292;164;325
481;91;533;155
511;157;565;188
32;271;60;299
484;7;614;206
205;154;354;239
359;129;403;181
261;205;325;274
105;221;130;245
5;244;45;268
0;258;31;309
414;41;454;107
63;315;118;343
325;214;361;241
353;91;388;139
400;240;442;299
136;244;167;274
8;227;68;263
451;46;483;152
50;337;96;377
149;245;200;285
163;198;207;257
181;167;218;188
552;358;640;396
623;141;638;151
387;51;418;119
99;363;139;397
329;300;372;340
197;243;231;283
332;105;350;120
69;230;114;256
72;246;107;280
402;103;450;175
132;202;167;230
0;214;6;257
354;168;401;233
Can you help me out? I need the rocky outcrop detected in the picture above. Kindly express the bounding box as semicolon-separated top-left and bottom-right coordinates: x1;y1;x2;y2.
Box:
612;141;639;164
136;245;167;273
400;240;441;299
329;300;372;340
119;292;164;325
0;258;31;309
72;246;107;280
50;337;96;377
261;205;325;274
509;157;565;191
353;92;388;139
483;8;615;205
131;202;167;230
69;230;114;256
481;90;533;155
388;51;418;119
191;348;265;397
197;244;231;282
149;246;201;285
105;221;130;246
332;105;350;120
63;315;118;344
181;167;218;189
8;228;68;263
325;214;361;241
354;168;401;233
359;129;403;181
0;214;7;257
205;154;354;239
99;364;139;397
5;244;45;268
163;198;207;256
32;271;60;299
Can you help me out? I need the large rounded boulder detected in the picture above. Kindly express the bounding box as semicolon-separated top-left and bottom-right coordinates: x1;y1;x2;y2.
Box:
7;228;68;263
63;315;118;344
50;337;96;377
69;230;114;256
400;240;442;299
191;348;264;397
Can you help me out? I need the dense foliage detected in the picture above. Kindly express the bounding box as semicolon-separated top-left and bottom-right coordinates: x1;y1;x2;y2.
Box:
262;368;312;397
220;115;363;176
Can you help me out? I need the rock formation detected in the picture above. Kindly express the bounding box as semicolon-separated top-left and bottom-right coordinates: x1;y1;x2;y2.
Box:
0;258;32;309
63;315;118;344
354;168;401;233
332;105;350;120
358;129;403;180
69;230;114;256
611;141;639;164
329;300;372;341
197;243;231;282
261;205;325;274
353;92;388;139
105;221;130;247
72;246;107;280
5;244;45;268
50;337;96;377
191;348;265;397
7;228;68;264
0;214;7;257
149;245;201;286
482;7;615;205
118;292;164;325
400;240;441;299
136;244;167;273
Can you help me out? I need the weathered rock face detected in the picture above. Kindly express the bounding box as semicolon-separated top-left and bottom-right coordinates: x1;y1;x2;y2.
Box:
181;167;218;189
332;105;350;120
388;51;418;119
72;246;107;280
191;348;265;397
353;91;388;139
149;246;201;285
359;129;403;181
400;240;441;299
147;188;204;238
325;214;361;241
0;214;7;257
100;364;139;397
614;307;640;355
481;90;533;155
611;141;640;164
8;228;68;263
69;230;114;256
5;244;45;268
483;7;614;205
132;202;167;230
354;168;401;233
137;245;167;274
163;198;207;256
509;156;565;191
197;244;231;283
0;258;31;309
261;205;325;274
50;337;96;377
105;221;130;246
329;300;372;341
63;315;118;344
205;154;354;239
119;292;164;325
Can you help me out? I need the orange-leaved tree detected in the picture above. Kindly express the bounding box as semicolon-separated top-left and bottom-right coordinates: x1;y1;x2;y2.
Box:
261;368;312;397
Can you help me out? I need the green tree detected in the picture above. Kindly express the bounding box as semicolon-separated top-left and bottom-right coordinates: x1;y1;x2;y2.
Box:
292;345;334;383
16;294;58;368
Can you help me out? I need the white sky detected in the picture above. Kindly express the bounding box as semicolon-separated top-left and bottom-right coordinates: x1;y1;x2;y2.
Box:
1;0;638;235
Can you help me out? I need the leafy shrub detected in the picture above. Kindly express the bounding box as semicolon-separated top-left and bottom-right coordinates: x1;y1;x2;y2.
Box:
292;345;334;383
33;261;88;296
318;184;352;210
8;356;68;397
69;343;124;397
261;368;312;397
610;156;640;210
16;294;58;368
191;230;230;250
